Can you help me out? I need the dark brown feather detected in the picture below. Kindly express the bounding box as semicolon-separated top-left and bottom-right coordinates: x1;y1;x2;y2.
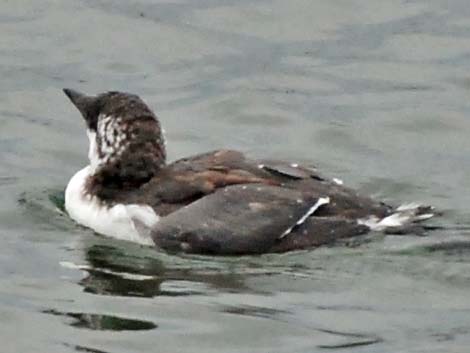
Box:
63;89;420;255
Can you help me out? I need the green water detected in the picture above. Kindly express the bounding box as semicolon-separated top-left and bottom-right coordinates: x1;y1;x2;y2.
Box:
2;1;470;352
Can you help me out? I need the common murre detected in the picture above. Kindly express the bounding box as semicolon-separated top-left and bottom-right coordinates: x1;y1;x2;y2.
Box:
63;89;434;255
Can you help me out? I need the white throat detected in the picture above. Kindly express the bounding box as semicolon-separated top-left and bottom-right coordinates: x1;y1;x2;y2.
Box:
87;130;100;172
86;114;129;172
65;165;159;245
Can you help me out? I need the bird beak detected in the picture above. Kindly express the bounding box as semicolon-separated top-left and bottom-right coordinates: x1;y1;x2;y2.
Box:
63;88;96;119
63;88;86;104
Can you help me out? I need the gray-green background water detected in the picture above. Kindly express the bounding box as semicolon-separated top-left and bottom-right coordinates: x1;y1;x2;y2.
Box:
1;1;470;352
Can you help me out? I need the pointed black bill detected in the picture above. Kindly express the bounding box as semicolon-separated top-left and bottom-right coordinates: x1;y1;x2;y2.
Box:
63;88;99;129
63;88;85;102
63;88;90;112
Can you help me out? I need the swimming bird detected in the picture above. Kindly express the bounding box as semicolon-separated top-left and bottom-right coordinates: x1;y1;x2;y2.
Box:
63;89;434;255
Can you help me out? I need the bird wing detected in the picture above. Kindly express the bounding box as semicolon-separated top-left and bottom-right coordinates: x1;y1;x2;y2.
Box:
150;183;328;255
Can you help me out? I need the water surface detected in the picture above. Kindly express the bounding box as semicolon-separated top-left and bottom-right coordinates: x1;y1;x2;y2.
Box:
2;1;470;352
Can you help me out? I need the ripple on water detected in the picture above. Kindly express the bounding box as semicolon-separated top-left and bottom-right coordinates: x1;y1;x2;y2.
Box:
14;182;470;353
43;309;157;331
64;344;110;353
18;188;69;232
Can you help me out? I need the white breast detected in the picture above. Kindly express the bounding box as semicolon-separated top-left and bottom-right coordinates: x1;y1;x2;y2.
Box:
65;166;159;246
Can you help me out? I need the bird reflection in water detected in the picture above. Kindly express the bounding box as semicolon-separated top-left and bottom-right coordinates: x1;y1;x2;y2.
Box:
79;238;251;298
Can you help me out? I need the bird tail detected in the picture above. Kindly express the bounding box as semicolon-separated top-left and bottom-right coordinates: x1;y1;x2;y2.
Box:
358;203;435;233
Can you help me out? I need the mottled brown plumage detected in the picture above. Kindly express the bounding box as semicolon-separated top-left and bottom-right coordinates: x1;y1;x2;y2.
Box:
63;89;432;255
